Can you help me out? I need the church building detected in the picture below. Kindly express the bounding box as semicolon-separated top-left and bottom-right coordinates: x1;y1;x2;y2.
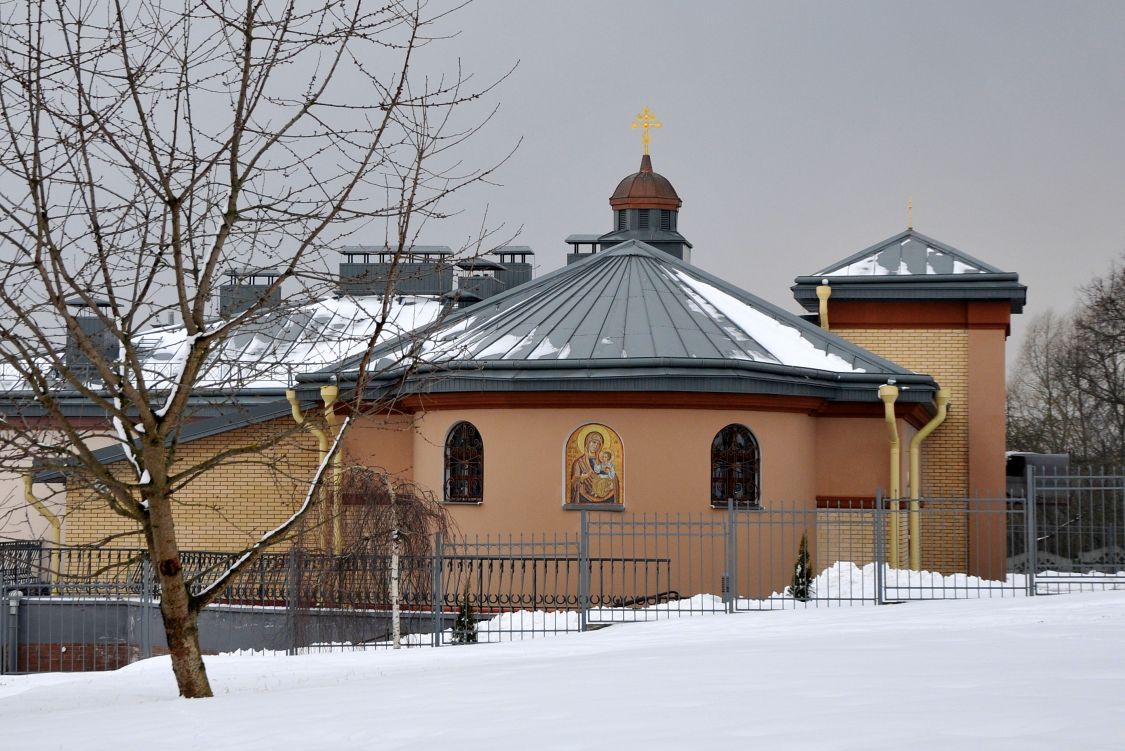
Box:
48;129;1026;581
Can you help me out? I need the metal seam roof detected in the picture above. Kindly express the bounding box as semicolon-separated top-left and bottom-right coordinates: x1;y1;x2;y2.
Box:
324;240;922;383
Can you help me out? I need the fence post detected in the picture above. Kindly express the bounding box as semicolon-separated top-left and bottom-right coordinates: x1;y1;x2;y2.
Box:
1025;464;1037;597
286;547;299;656
874;490;885;605
578;509;589;632
431;531;444;648
0;588;8;674
140;554;153;660
724;498;736;614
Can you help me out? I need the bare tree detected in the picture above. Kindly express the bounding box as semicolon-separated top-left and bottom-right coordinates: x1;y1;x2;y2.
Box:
0;0;506;697
1007;258;1125;463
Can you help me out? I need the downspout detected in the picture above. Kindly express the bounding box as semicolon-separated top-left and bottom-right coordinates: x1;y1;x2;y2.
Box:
23;474;59;590
878;384;901;566
816;281;831;330
320;384;342;556
908;389;951;570
286;389;331;551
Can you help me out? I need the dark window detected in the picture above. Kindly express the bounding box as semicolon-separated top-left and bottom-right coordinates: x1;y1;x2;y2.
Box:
638;210;650;230
660;210;672;231
445;421;483;503
616;211;627;231
711;424;760;507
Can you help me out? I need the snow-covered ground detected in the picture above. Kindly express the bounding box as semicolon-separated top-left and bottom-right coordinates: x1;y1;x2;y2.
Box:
2;591;1123;750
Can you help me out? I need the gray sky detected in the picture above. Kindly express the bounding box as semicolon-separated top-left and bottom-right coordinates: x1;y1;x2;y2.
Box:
421;0;1125;359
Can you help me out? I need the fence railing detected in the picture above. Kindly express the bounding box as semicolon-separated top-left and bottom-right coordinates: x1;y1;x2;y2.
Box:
3;473;1124;673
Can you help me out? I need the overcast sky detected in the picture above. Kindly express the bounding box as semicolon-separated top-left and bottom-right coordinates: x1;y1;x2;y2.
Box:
417;0;1125;358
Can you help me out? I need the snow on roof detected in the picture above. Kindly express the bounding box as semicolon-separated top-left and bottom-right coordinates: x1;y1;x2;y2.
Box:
0;295;445;393
816;230;1003;278
672;270;867;373
148;296;445;390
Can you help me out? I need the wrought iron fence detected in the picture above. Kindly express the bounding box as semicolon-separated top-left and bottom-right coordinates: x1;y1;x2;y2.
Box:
3;468;1124;673
1008;465;1125;585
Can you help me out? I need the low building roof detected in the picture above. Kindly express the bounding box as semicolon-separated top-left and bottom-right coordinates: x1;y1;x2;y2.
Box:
792;229;1027;313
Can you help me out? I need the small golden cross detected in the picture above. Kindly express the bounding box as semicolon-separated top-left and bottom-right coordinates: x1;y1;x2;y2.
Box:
907;197;913;229
631;107;662;155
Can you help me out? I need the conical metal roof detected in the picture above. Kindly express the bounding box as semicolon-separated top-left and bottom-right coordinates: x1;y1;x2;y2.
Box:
326;241;934;403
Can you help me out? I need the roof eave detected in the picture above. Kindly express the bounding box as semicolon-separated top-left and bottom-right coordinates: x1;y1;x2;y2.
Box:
792;276;1028;314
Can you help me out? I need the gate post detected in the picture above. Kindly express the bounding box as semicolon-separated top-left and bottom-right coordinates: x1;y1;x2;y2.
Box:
1025;465;1037;597
578;510;589;632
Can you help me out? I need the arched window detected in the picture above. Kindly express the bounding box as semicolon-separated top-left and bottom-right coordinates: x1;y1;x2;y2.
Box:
444;422;483;503
711;424;760;508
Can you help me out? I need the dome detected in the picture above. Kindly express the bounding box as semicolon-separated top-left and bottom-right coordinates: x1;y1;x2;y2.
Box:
609;154;682;210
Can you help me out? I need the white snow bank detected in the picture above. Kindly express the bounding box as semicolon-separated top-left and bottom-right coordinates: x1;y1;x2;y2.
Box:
2;592;1125;750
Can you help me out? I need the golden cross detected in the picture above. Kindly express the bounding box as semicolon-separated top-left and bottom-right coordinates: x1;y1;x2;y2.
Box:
907;197;913;229
631;107;662;155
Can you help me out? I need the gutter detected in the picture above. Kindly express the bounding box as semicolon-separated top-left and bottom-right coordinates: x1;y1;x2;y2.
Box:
907;388;950;570
23;474;59;590
301;356;940;388
878;384;901;566
286;388;332;552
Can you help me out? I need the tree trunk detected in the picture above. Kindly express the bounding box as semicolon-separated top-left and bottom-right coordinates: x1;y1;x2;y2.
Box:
146;496;213;698
159;583;211;698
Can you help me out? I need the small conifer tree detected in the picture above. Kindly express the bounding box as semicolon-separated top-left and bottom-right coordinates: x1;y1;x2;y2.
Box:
789;532;814;602
452;582;478;645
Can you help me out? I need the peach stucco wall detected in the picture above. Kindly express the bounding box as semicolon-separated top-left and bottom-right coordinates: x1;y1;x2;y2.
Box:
343;414;416;480
335;405;901;538
815;417;914;499
408;407;820;535
968;327;1008;496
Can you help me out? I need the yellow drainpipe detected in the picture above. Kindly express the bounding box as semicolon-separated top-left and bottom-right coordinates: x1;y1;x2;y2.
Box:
878;384;901;566
286;388;331;551
320;384;342;556
907;388;951;570
816;281;831;330
23;473;60;589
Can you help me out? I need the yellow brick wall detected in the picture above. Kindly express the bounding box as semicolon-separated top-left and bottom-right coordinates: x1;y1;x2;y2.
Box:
64;417;320;552
833;328;969;497
833;327;970;572
815;508;909;570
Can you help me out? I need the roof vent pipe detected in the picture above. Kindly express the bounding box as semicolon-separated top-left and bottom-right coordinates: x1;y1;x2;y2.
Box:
63;297;116;377
219;269;282;317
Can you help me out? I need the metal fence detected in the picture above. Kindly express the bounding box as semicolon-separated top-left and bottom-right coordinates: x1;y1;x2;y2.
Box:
3;469;1124;673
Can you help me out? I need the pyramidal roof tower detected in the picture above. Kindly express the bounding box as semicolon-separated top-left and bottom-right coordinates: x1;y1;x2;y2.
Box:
566;107;693;263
